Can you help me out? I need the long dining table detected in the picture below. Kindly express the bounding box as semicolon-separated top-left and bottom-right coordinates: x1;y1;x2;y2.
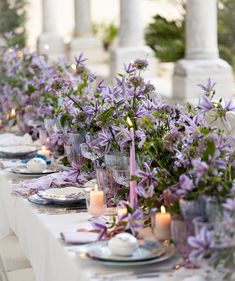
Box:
0;164;220;281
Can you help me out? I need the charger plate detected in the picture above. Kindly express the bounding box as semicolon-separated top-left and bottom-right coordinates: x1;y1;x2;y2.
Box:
78;241;175;266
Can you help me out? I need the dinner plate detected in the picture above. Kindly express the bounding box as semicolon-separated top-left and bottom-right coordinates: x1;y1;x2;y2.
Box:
0;145;38;158
11;167;58;176
78;241;175;266
38;187;86;204
28;194;51;205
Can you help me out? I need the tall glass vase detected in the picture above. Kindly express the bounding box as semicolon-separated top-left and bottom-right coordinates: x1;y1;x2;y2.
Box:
65;132;86;166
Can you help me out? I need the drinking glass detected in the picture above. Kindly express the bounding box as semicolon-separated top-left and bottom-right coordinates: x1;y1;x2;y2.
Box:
112;168;130;187
80;143;104;161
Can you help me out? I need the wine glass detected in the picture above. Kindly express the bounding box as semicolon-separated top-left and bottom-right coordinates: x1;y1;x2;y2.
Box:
80;143;104;161
112;168;130;187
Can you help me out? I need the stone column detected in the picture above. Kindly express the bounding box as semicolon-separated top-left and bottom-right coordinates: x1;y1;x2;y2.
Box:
70;0;104;63
37;0;64;60
110;0;156;78
173;0;234;104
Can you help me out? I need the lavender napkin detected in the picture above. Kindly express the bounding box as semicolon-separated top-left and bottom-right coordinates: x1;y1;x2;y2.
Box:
61;231;99;244
12;164;87;197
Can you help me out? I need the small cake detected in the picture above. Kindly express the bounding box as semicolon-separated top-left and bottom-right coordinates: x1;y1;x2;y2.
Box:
27;158;47;173
108;233;139;256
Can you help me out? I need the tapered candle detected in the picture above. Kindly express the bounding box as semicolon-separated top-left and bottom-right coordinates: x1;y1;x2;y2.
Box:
127;117;137;208
154;206;171;241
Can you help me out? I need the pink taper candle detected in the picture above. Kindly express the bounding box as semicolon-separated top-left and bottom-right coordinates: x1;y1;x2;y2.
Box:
127;117;137;208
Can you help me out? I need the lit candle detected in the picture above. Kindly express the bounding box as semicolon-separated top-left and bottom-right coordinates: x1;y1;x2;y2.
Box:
6;113;10;121
154;206;171;241
71;63;76;71
10;109;16;118
89;185;105;217
38;145;50;158
127;117;137;208
44;44;50;51
0;119;2;129
117;206;127;218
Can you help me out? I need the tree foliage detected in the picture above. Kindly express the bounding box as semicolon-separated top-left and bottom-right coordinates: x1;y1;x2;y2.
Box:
145;0;235;68
0;0;27;47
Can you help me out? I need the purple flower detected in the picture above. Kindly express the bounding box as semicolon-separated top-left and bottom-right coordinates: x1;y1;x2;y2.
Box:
124;63;136;74
178;174;194;197
97;129;113;152
198;78;216;93
198;95;213;112
125;209;143;236
137;162;158;195
224;100;235;112
75;53;87;66
223;198;235;212
188;227;212;264
133;59;149;70
91;217;107;241
191;158;208;183
65;163;84;184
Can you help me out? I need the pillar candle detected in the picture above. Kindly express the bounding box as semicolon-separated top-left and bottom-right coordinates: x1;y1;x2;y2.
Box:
38;145;50;158
89;185;105;217
154;206;171;241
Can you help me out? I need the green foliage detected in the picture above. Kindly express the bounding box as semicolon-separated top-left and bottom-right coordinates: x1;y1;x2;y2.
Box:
145;15;185;62
93;22;118;50
0;0;27;47
145;0;235;68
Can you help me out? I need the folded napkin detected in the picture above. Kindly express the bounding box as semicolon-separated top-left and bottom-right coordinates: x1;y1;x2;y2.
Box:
61;230;99;244
12;171;86;197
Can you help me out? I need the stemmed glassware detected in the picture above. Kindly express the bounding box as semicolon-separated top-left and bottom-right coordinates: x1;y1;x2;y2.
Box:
80;143;104;161
112;169;130;187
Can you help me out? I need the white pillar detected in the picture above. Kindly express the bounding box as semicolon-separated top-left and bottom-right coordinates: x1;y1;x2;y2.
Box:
110;0;156;78
70;0;104;63
37;0;64;60
173;0;234;103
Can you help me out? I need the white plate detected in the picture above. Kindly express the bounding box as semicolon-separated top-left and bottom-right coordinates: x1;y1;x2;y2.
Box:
38;187;86;203
11;167;58;176
78;241;175;266
0;145;38;157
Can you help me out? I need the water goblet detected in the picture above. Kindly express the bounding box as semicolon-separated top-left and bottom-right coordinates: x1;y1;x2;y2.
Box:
80;143;104;161
112;168;130;187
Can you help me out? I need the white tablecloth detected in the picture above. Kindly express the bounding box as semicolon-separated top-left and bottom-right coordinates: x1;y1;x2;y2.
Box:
0;171;220;281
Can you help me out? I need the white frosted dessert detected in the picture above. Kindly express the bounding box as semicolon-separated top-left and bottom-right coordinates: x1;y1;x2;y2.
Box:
108;233;139;256
27;158;47;173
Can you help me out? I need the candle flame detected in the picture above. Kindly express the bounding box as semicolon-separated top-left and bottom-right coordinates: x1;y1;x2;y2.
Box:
11;109;16;117
44;44;50;50
71;64;76;71
127;117;133;127
42;145;46;151
94;184;98;191
160;206;166;214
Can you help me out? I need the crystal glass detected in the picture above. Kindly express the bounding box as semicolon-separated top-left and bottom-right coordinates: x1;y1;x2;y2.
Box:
112;168;130;187
65;132;86;166
39;128;47;145
64;144;84;165
44;118;54;136
104;151;129;170
80;143;104;161
171;219;193;257
96;168;120;207
179;198;206;221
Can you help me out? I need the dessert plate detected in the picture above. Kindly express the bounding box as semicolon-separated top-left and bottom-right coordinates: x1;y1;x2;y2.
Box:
78;240;175;266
